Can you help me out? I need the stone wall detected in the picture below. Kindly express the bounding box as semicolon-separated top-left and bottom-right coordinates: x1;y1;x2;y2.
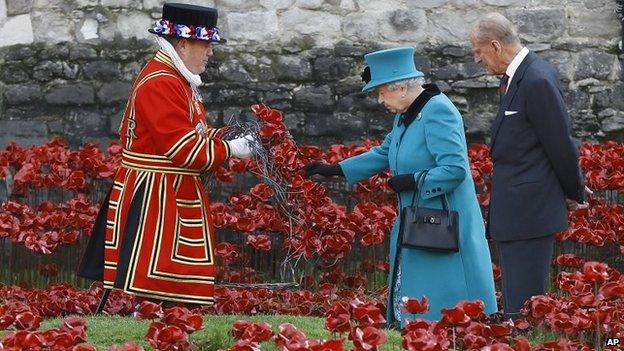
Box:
0;0;622;148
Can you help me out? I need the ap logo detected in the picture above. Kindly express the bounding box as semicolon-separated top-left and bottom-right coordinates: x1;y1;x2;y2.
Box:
606;338;620;348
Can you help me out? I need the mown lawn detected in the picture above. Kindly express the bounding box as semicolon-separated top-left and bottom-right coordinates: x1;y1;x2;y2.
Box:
2;314;561;350
36;314;403;350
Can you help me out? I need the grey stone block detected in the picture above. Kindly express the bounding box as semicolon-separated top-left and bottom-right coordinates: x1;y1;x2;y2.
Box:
593;84;624;110
0;119;48;147
442;45;471;58
540;50;574;82
313;56;354;81
574;50;617;80
334;43;368;57
263;87;292;103
6;0;33;16
565;89;591;112
97;81;131;104
293;85;333;111
4;46;37;62
108;110;123;135
45;83;95;105
217;60;252;82
40;44;69;60
33;61;64;82
1;65;30;83
83;61;121;80
508;8;566;43
276;55;312;81
599;109;624;133
69;46;99;60
4;84;41;105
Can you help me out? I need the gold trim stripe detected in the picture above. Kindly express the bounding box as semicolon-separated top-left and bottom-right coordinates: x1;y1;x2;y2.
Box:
181;137;205;169
176;199;201;205
121;160;201;176
179;218;203;224
165;130;196;159
179;236;205;244
123;150;170;163
155;51;175;69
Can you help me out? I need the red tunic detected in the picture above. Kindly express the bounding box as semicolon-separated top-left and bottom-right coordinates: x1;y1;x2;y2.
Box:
96;50;231;304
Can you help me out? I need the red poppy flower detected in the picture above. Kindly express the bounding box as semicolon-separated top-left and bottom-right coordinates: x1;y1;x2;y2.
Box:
246;234;272;251
582;261;610;284
325;314;351;334
349;326;387;351
273;323;307;351
554;254;585;268
145;322;191;350
457;300;486;321
135;301;164;320
230;320;273;342
250;183;274;201
401;297;430;315
13;311;42;331
352;303;386;327
440;306;470;326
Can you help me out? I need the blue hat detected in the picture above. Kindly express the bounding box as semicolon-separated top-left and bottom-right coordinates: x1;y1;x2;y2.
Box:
362;47;424;92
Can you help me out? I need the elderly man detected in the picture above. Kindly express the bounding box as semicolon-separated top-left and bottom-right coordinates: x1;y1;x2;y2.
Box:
469;13;587;320
78;3;253;308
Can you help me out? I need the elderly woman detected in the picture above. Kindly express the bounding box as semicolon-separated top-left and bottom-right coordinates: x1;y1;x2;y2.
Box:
305;47;497;325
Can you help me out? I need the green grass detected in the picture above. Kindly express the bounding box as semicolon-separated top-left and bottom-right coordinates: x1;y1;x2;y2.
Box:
1;314;574;350
29;315;404;350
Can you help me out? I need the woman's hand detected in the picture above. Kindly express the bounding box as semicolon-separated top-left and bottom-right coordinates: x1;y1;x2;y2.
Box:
388;174;417;193
303;162;344;177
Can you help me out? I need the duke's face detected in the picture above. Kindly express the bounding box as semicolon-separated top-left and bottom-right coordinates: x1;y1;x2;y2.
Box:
470;32;505;76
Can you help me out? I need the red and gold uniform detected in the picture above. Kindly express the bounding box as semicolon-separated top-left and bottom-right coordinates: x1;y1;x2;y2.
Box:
79;50;231;305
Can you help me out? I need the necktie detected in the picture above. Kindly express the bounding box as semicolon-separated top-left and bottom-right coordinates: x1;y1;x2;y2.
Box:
499;74;509;95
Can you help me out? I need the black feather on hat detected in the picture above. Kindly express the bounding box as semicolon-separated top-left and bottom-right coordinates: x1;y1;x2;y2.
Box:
148;3;226;43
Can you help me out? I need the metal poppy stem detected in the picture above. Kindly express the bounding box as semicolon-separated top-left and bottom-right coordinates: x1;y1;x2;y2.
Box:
96;288;111;314
452;326;457;350
594;281;602;350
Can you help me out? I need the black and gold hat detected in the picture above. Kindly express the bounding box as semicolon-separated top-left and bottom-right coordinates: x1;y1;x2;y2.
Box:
148;3;226;43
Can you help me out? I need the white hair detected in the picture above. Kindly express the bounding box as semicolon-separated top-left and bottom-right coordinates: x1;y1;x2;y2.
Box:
386;77;426;91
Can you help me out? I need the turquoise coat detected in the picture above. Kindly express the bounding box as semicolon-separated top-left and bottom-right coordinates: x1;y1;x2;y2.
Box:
339;93;497;324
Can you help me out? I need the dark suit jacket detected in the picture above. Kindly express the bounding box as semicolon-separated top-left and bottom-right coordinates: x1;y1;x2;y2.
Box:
488;51;585;242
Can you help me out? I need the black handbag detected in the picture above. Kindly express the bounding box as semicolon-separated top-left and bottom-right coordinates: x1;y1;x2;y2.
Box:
399;170;460;252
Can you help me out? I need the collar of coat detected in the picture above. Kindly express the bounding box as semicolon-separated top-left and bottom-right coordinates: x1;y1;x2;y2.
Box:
398;83;441;127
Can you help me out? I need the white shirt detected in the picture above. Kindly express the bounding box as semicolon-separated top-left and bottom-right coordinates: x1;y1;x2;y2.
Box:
504;47;530;93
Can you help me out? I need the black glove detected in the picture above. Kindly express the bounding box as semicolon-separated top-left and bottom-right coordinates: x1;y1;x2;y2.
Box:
388;174;417;193
303;162;344;177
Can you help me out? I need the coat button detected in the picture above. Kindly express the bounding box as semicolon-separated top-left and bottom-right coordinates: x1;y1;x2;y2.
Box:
432;189;437;193
426;190;431;195
437;187;442;191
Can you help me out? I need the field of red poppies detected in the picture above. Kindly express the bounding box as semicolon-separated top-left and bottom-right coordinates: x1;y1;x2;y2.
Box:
1;104;623;350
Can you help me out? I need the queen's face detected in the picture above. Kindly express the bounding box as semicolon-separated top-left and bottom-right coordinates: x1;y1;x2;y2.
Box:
376;84;408;114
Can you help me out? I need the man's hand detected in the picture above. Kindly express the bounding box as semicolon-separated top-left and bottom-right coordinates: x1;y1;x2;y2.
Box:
566;186;593;210
228;135;255;159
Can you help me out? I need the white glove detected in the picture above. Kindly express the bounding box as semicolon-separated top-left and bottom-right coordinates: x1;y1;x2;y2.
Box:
228;135;254;159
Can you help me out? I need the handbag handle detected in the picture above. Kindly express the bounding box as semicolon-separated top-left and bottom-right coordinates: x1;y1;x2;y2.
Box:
410;170;453;227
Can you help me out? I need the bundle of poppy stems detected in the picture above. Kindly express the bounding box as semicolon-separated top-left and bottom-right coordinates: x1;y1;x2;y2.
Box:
206;115;302;289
